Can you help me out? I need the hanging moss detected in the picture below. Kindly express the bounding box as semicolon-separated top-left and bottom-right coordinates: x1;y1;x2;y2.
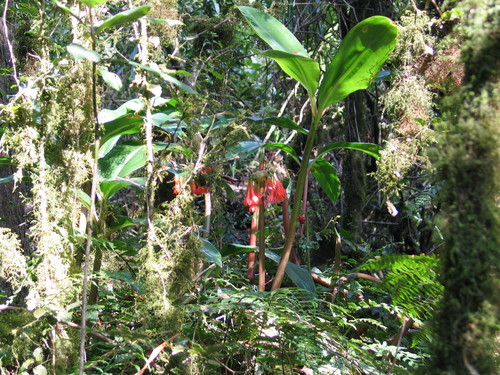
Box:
374;11;436;196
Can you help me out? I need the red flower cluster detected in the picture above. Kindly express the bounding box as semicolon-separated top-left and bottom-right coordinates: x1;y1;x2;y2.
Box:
244;174;287;212
190;181;210;195
173;167;212;196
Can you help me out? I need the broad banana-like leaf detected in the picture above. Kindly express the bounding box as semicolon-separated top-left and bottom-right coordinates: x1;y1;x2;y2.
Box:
259;50;320;96
317;16;398;113
67;44;101;62
238;6;319;97
238;6;308;56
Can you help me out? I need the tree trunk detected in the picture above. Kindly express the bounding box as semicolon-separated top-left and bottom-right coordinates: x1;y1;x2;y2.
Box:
431;0;500;373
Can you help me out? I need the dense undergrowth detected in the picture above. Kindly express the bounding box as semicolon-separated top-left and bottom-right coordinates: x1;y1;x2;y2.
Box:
0;0;498;374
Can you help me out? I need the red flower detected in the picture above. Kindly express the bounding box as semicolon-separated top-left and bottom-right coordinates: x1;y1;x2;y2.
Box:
173;175;182;195
244;174;287;212
298;215;306;224
190;181;210;195
244;180;261;212
265;176;287;204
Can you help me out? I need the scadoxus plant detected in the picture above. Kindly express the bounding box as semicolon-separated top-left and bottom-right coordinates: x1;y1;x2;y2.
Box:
238;6;398;290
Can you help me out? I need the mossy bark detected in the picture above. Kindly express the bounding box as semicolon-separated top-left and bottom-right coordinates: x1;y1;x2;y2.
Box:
430;0;500;373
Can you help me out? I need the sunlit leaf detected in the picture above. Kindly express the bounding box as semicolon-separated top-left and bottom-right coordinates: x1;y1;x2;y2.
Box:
99;67;123;90
262;143;300;165
79;0;107;7
98;140;146;180
318;16;398;113
95;5;153;34
67;44;101;62
0;157;15;166
128;61;197;94
238;6;308;56
99;114;143;147
220;244;315;294
100;177;146;200
145;17;183;26
259;50;319;96
98;98;145;123
316;142;382;160
310;158;341;203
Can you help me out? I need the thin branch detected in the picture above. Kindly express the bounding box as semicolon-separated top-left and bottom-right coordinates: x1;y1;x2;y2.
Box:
2;0;20;87
134;333;181;375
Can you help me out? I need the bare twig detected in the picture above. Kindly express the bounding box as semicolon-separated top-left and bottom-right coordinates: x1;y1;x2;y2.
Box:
2;0;20;87
134;333;181;375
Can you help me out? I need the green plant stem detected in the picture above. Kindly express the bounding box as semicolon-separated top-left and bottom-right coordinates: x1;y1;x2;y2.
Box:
258;201;266;292
271;102;320;290
80;5;99;373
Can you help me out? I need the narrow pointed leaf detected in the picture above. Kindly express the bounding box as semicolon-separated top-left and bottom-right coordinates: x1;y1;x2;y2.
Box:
311;158;341;203
266;250;315;294
318;16;398;113
238;6;308;56
245;116;308;135
95;5;153;34
200;238;223;267
128;61;197;94
0;175;14;184
317;142;382;160
67;44;101;62
0;157;15;166
259;50;319;96
262;143;299;165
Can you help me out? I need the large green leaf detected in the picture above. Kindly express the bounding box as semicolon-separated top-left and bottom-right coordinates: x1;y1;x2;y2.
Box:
262;143;300;165
220;244;315;294
266;250;315;295
66;44;101;62
259;50;319;96
317;16;398;113
99;177;146;200
98;140;147;180
316;142;382;160
237;6;308;56
311;158;341;203
225;141;260;160
200;238;223;267
99;115;143;148
79;0;107;7
98;67;123;91
95;5;153;34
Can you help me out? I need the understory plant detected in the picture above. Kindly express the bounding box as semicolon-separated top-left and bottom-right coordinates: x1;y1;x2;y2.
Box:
237;6;398;290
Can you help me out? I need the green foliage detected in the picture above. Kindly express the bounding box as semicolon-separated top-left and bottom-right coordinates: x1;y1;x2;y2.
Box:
361;254;442;322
